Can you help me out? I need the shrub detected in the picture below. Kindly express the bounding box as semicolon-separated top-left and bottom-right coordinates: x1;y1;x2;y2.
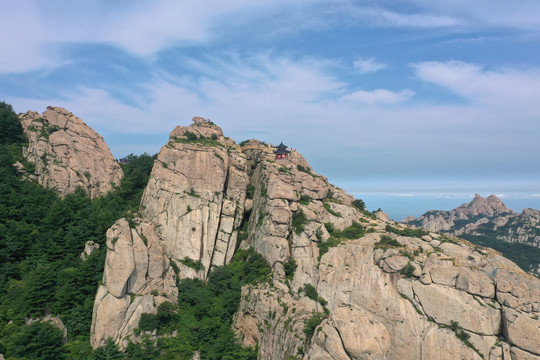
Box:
303;312;327;341
400;262;416;278
246;184;255;199
386;225;429;238
338;222;365;239
297;165;312;174
139;312;159;332
279;166;292;174
352;199;366;211
299;194;311;205
303;283;318;301
292;209;307;235
315;227;323;241
324;222;335;235
374;235;403;249
180;257;205;271
283;259;297;281
323;202;341;217
184;131;198;141
443;321;482;357
317;237;341;261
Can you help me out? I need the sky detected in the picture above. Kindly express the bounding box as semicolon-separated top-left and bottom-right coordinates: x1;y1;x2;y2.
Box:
1;0;540;218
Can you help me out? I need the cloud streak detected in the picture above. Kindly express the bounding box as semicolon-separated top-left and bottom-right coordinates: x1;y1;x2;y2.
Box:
353;57;387;74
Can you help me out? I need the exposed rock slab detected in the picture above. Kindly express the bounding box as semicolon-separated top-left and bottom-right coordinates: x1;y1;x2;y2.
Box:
140;119;248;280
19;106;123;198
91;218;177;349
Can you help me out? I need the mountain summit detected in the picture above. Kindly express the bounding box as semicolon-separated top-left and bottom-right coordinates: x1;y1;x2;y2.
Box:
17;106;123;198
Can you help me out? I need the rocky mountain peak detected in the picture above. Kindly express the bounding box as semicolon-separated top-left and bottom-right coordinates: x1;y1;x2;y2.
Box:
18;106;123;198
455;194;513;218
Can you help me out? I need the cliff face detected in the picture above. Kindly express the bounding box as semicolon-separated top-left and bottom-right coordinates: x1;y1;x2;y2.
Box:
91;120;540;359
18;106;123;198
91;118;249;348
140;118;248;279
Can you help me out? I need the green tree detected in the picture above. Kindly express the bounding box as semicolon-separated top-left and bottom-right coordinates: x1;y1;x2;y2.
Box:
91;338;123;360
0;102;26;145
10;321;65;360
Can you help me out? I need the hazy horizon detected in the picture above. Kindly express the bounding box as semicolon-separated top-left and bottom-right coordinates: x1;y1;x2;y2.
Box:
347;192;540;221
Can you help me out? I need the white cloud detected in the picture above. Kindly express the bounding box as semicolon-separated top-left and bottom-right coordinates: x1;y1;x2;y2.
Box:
341;89;414;104
353;57;387;74
347;6;459;28
412;61;540;111
0;0;323;72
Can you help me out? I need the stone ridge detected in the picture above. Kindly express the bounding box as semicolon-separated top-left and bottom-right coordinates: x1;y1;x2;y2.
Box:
91;118;540;358
18;106;123;198
403;194;540;253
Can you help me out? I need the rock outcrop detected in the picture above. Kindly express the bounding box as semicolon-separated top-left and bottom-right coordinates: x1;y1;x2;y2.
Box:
91;118;249;348
18;106;123;198
140;119;248;280
404;194;540;276
80;241;100;260
235;226;540;359
91;118;540;358
91;218;177;349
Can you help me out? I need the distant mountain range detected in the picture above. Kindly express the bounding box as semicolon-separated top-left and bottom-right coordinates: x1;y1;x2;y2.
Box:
403;194;540;276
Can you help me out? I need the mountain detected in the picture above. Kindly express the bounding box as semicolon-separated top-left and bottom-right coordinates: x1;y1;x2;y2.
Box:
1;105;539;360
17;106;123;198
91;118;540;359
404;194;540;276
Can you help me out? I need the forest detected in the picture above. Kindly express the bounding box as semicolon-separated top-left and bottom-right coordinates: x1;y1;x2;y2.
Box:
0;101;265;359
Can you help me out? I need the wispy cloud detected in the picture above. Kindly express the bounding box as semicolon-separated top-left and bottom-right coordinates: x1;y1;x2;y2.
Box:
347;6;459;28
412;61;540;111
407;0;540;33
341;89;414;104
353;57;387;74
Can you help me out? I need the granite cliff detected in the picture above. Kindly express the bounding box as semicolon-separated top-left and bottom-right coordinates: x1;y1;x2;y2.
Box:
17;106;123;198
91;119;540;359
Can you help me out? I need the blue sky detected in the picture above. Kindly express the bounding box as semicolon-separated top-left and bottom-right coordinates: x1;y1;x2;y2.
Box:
2;0;540;209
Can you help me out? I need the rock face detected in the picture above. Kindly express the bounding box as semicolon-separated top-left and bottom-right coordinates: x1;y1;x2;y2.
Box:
18;106;123;198
235;228;540;360
91;218;177;349
80;241;100;260
91;118;540;358
140;118;248;280
91;118;249;348
404;194;540;276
